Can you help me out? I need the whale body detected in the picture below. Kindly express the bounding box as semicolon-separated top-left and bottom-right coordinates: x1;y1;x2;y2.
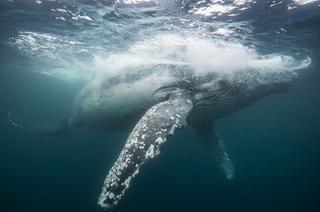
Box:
9;37;310;209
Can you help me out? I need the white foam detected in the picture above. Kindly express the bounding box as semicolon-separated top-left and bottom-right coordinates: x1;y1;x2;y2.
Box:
116;0;158;6
188;0;254;17
10;31;92;81
213;28;234;36
117;0;155;3
292;0;319;5
72;15;93;21
92;34;311;79
192;4;236;16
11;31;311;83
288;0;320;9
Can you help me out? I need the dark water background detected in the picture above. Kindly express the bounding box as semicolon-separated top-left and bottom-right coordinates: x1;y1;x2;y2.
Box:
1;0;320;211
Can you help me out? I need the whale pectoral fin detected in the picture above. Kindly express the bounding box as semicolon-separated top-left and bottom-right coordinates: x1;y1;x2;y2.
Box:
195;124;235;180
8;112;67;136
214;134;235;180
98;94;193;209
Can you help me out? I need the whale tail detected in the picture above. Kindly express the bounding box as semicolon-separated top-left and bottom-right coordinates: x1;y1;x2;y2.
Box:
8;112;68;136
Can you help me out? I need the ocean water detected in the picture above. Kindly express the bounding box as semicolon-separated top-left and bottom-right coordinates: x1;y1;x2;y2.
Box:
0;0;320;211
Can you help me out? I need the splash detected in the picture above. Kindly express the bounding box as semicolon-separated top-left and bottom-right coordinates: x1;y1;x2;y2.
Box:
10;30;311;82
6;0;312;83
92;34;311;79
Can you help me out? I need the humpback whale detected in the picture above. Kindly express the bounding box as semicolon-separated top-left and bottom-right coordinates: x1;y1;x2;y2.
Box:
8;38;310;209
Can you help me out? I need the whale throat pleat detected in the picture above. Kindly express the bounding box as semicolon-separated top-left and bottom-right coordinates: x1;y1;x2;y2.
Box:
98;93;193;209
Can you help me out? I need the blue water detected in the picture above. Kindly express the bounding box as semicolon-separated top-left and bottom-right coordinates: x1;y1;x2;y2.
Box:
1;0;320;211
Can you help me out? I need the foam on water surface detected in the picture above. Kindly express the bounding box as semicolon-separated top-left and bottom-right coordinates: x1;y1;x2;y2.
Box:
4;0;313;84
92;34;311;79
